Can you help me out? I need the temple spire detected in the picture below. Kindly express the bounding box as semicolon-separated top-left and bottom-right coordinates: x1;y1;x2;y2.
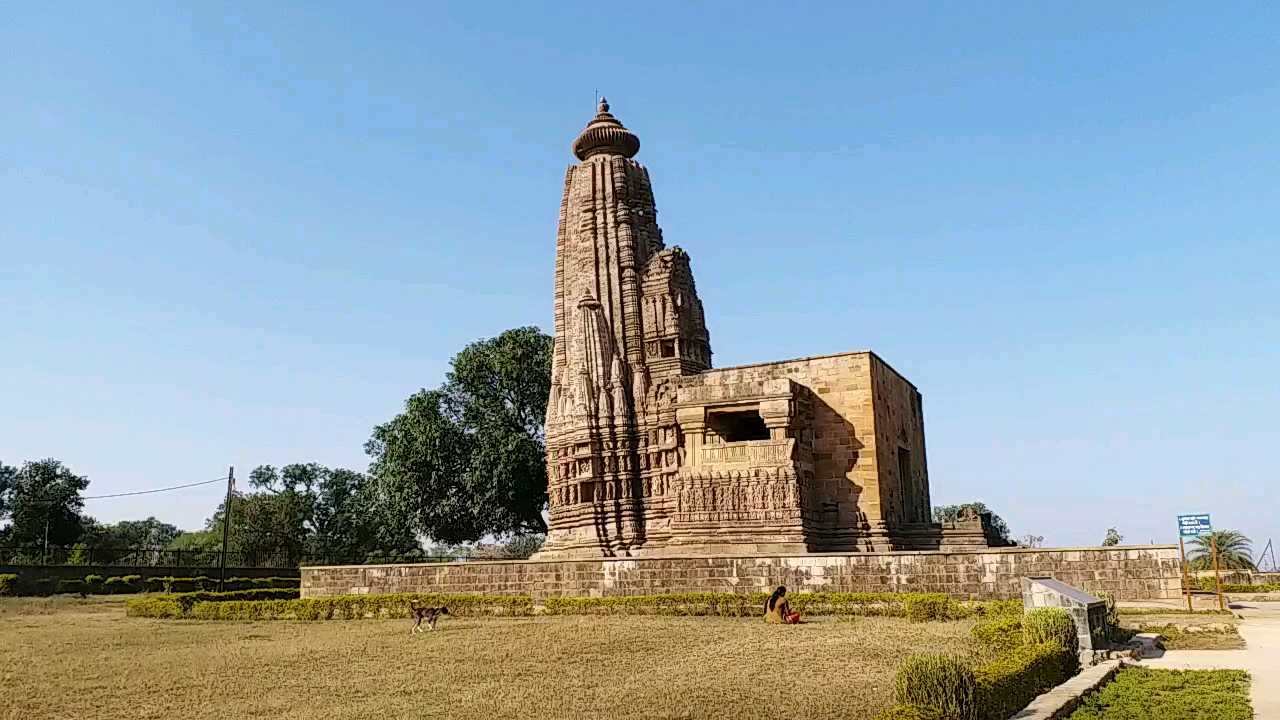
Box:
572;96;640;160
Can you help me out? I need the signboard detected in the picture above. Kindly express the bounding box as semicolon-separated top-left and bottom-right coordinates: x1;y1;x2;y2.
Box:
1178;513;1213;538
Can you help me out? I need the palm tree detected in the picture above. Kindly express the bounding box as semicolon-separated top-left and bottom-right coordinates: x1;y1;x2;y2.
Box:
1188;530;1255;571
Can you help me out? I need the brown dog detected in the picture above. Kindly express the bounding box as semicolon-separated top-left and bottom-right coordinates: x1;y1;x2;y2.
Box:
409;602;450;633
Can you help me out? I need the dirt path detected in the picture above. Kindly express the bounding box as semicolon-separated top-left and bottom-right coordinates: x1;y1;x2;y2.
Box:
1139;601;1280;719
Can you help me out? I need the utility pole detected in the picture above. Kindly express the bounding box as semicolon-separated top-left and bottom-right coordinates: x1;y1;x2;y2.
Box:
218;466;235;592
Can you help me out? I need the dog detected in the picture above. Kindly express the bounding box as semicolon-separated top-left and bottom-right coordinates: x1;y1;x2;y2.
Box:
409;602;450;633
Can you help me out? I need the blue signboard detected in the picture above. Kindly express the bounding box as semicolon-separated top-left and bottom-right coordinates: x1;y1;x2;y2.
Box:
1178;514;1213;538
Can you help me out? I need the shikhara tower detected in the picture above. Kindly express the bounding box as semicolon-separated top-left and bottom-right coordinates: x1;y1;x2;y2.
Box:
538;100;999;558
542;98;710;557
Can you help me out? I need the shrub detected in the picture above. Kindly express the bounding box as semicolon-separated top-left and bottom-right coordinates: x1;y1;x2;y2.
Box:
187;592;535;621
903;593;961;622
124;589;301;618
84;574;103;587
537;591;971;619
125;596;186;619
0;574;16;597
972;615;1024;653
29;578;58;596
874;704;945;720
57;579;87;595
973;642;1074;719
102;576;141;594
965;599;1023;618
1099;590;1126;643
543;593;764;617
1022;607;1079;656
893;654;977;720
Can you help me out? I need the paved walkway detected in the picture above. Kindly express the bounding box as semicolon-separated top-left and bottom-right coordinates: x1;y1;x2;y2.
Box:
1139;601;1280;719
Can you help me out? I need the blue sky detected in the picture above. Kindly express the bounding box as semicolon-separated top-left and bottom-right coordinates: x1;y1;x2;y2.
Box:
2;3;1276;551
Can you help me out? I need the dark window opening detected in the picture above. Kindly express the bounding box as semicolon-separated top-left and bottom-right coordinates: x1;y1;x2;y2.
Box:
897;446;914;521
708;410;770;442
660;340;676;358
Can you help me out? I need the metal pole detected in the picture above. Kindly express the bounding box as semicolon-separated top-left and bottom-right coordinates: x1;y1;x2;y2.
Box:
218;466;234;592
1211;534;1226;612
1179;536;1193;612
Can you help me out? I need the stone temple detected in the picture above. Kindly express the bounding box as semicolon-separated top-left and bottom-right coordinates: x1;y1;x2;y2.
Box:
536;99;1000;559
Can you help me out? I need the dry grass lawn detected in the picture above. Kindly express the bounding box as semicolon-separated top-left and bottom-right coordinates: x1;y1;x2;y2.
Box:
0;596;988;720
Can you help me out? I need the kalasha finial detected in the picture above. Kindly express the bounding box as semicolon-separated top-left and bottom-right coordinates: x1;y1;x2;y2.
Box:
572;96;639;160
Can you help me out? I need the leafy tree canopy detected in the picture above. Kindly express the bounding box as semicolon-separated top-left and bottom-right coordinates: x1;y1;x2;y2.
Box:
1102;528;1123;546
1;459;90;546
1189;530;1254;571
203;463;418;565
366;326;552;544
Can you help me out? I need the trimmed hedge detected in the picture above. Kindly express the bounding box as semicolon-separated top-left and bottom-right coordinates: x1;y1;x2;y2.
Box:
1193;577;1280;594
126;595;187;619
542;591;984;619
102;575;144;594
0;574;16;597
874;704;945;720
889;607;1081;720
2;574;299;597
57;578;88;595
894;654;977;720
889;643;1076;720
904;594;966;622
966;599;1023;619
1022;607;1079;658
971;615;1023;654
141;575;298;593
125;588;302;618
123;589;1024;622
973;642;1073;719
186;593;535;621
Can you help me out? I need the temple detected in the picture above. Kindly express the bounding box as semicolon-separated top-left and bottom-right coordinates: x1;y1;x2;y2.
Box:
537;99;1000;558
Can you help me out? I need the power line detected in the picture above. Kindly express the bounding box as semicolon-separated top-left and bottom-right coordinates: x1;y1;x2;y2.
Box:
83;476;229;500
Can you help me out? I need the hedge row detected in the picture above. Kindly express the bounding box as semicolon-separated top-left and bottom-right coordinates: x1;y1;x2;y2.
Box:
125;589;1026;623
129;592;534;621
884;607;1079;720
126;588;301;618
23;575;299;597
542;592;1020;620
972;642;1075;719
1192;577;1280;594
0;574;16;597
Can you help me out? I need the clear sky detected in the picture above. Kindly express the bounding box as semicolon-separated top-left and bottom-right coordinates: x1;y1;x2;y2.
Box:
3;3;1276;552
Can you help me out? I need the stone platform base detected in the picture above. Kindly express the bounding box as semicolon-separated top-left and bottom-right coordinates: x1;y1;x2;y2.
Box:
302;545;1182;601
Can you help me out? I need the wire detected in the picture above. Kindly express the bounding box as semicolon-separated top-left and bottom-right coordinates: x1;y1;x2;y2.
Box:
83;477;228;500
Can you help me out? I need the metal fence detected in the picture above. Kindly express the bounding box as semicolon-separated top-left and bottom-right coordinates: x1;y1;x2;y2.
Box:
0;546;483;569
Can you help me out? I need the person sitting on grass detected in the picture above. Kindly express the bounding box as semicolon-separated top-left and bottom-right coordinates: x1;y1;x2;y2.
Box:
764;585;801;624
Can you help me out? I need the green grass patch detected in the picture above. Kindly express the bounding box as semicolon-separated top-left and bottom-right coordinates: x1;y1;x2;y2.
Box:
1065;667;1252;720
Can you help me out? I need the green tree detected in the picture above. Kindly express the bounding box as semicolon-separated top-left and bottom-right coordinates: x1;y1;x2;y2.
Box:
1102;528;1123;546
0;461;16;528
85;517;182;548
367;327;552;544
3;459;90;548
932;502;1011;543
196;463;418;566
1189;530;1255;571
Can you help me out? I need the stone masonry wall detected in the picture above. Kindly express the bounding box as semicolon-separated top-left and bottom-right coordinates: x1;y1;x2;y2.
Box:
683;352;882;539
302;545;1182;601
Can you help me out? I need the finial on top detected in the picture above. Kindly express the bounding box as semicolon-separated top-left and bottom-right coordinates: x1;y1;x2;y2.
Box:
572;96;639;161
